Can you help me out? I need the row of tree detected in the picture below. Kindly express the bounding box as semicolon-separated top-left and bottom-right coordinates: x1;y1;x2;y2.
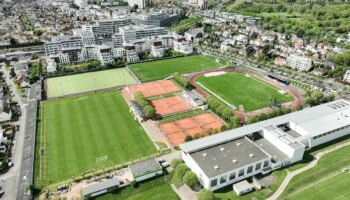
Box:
304;91;335;106
173;72;190;89
170;159;215;200
134;92;155;118
205;96;233;121
171;159;199;189
247;107;293;124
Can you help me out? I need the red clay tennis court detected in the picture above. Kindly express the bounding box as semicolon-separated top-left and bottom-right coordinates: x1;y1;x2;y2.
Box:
151;96;191;116
160;113;223;146
128;80;181;98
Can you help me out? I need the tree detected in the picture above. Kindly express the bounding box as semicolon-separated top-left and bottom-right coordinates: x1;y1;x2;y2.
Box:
170;159;183;169
197;189;215;200
143;105;155;118
172;163;189;184
183;171;198;188
184;135;193;142
31;52;38;60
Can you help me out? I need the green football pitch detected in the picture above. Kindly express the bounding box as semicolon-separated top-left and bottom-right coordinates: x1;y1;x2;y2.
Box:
46;68;138;98
196;72;294;112
35;91;156;186
129;55;223;82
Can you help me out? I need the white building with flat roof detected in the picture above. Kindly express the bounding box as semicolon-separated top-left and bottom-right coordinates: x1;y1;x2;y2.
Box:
286;55;312;71
119;25;168;43
181;99;350;191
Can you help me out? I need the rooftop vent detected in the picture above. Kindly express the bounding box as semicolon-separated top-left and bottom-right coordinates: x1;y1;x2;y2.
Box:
202;153;208;157
249;153;254;158
236;142;241;146
232;159;238;163
214;165;219;170
220;147;225;151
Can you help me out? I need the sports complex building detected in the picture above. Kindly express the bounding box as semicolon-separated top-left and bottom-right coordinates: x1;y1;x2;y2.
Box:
181;99;350;191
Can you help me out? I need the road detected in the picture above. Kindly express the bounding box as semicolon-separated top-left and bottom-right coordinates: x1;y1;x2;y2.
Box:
0;66;32;200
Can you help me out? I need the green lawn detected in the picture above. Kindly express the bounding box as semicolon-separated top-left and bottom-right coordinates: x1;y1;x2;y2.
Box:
35;91;156;187
285;172;350;200
214;170;287;200
281;144;350;199
46;68;138;98
95;176;180;200
129;55;223;82
196;73;294;112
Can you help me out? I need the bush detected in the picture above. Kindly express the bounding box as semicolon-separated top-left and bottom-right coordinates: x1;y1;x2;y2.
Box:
174;163;189;178
183;171;198;188
184;135;193;142
170;159;183;169
197;189;215;200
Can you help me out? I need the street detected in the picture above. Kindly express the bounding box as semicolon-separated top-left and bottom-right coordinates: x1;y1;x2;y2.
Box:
0;65;30;200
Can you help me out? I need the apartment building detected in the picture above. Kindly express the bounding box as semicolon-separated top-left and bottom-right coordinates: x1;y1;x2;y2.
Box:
133;12;179;27
44;35;83;56
286;55;313;71
83;18;133;38
119;25;168;43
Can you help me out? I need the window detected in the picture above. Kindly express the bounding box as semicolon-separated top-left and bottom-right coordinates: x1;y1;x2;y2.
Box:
229;172;236;180
256;163;261;170
247;166;253;174
239;169;244;177
220;176;227;184
263;160;269;167
211;179;217;187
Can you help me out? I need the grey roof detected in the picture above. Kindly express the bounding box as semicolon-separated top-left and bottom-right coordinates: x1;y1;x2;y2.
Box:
254;137;288;163
129;158;162;178
181;99;350;153
82;177;120;196
190;137;270;178
233;180;253;191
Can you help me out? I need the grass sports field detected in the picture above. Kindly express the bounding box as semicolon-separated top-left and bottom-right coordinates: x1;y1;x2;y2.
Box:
96;176;180;200
196;72;294;112
35;91;156;186
129;55;223;82
285;172;350;200
281;144;350;200
46;68;138;98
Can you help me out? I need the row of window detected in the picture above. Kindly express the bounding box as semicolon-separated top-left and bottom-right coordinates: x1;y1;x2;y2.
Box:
210;160;270;187
313;125;350;140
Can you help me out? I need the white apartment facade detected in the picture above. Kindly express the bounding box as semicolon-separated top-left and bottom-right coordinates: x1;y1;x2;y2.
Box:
181;99;350;191
119;25;168;43
286;55;313;71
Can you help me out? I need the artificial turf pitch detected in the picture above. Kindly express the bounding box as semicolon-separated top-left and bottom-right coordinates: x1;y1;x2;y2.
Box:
46;68;138;98
36;91;156;186
196;73;294;112
129;55;223;82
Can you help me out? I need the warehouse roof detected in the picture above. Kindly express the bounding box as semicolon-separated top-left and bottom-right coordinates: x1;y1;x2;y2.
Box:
82;177;120;196
190;137;270;178
129;158;162;178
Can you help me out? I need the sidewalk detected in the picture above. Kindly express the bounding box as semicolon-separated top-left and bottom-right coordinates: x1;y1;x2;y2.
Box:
171;184;197;200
